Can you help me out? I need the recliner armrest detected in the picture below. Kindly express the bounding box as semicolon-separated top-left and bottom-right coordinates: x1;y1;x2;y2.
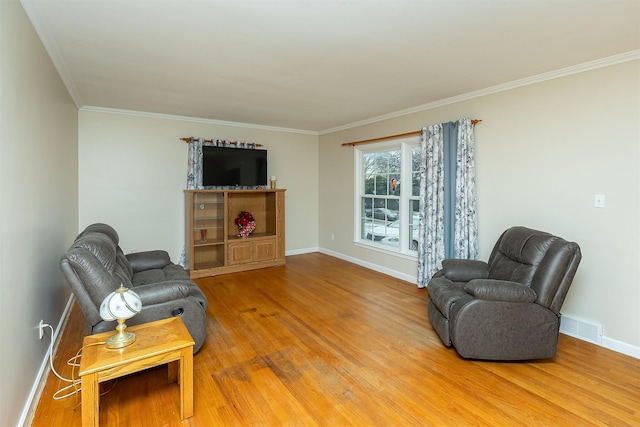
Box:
126;250;172;272
132;281;191;306
441;259;490;282
464;279;537;303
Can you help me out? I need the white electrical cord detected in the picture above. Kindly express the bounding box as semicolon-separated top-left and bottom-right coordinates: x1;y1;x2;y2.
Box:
42;323;81;399
42;323;115;400
43;324;74;382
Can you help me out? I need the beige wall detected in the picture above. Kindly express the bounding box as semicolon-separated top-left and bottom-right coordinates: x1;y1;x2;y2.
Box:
78;110;319;260
319;60;640;351
1;1;79;425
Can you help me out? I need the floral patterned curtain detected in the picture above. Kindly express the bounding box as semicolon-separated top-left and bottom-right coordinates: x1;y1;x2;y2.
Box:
417;118;478;288
453;119;478;260
181;138;204;266
186;138;203;190
417;125;445;287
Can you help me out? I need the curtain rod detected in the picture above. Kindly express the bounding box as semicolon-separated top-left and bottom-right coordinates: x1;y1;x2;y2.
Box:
179;137;264;147
341;119;482;147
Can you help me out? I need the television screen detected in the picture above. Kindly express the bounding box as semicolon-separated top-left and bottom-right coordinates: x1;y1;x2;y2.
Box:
202;146;267;187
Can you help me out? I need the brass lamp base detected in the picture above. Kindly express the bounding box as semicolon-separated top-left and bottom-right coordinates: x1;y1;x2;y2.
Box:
105;318;137;349
105;331;137;349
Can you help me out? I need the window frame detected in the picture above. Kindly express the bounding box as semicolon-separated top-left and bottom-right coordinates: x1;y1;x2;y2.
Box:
353;135;421;258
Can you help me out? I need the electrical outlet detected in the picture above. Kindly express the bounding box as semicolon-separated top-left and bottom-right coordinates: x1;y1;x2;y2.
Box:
39;320;44;339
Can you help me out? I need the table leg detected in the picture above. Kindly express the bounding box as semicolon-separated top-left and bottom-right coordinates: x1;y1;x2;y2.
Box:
179;348;194;419
81;372;100;427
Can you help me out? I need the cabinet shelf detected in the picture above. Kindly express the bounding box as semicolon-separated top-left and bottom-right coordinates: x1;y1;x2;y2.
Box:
194;241;224;247
185;189;286;278
193;260;224;270
227;232;275;240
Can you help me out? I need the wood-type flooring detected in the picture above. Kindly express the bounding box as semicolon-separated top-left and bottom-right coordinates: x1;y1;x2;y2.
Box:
31;253;640;426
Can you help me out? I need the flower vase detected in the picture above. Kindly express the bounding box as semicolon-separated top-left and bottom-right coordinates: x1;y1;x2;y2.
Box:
235;211;256;238
238;220;256;238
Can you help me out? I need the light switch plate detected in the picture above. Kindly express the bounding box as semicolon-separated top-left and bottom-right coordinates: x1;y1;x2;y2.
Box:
594;194;605;208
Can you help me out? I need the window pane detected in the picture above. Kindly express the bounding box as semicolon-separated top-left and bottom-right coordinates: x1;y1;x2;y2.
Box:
363;197;399;222
362;198;371;222
363;150;400;196
389;174;400;196
361;217;376;241
375;174;388;195
363;217;400;248
387;198;399;213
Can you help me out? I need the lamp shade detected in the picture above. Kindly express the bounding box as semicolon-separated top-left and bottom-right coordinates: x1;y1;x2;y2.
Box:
100;284;142;322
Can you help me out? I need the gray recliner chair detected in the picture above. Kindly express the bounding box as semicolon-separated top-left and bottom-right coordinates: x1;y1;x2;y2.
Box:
60;223;208;353
427;226;581;360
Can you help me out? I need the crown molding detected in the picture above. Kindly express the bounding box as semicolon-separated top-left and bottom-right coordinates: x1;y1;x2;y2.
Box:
79;106;319;136
24;0;637;139
319;50;640;135
20;0;84;108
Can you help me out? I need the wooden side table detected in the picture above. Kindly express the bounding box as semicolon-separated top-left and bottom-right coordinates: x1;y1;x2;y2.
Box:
79;317;195;427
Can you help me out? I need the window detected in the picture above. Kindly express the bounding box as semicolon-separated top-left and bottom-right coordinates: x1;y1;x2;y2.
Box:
355;136;421;256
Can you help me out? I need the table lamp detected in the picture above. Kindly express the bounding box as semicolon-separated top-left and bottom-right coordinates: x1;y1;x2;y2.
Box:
99;284;142;349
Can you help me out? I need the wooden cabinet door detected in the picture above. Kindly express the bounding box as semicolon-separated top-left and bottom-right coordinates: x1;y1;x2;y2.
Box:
227;238;276;265
227;241;253;265
254;239;276;261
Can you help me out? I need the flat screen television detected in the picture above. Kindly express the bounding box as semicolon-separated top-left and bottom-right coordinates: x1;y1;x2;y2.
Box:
202;146;268;187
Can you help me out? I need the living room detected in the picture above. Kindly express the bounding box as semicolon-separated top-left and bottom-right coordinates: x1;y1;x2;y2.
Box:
2;1;639;426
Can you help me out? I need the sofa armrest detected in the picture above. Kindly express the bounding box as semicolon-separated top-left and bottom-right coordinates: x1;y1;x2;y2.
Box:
133;281;191;306
464;279;537;303
126;250;171;273
441;259;490;282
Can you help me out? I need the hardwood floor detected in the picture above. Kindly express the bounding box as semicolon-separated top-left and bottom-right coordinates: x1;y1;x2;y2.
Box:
31;253;640;426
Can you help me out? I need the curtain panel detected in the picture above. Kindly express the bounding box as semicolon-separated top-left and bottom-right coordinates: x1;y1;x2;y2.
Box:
417;118;478;288
417;125;446;287
186;138;204;190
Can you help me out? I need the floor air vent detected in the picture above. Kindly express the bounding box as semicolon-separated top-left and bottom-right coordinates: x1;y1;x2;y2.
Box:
559;314;602;345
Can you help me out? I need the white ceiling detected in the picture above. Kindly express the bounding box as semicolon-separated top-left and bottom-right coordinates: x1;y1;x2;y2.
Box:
21;0;640;133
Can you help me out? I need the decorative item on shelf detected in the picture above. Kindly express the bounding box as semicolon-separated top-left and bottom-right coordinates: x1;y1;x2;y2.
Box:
200;228;207;243
235;211;256;238
270;176;277;189
99;284;142;349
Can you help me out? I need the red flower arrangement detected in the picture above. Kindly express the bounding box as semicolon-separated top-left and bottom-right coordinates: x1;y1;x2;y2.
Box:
234;211;256;238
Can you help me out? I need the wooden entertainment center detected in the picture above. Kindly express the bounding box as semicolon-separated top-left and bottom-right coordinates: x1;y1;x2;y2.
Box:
184;189;285;278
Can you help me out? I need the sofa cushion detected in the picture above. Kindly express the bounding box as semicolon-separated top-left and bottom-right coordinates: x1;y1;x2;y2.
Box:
72;233;116;273
116;247;134;278
427;277;468;319
464;279;537;303
131;264;191;286
488;227;557;285
126;250;172;272
441;259;489;282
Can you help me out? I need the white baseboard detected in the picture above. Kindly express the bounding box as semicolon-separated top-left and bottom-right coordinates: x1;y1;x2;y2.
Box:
600;336;640;359
285;247;319;256
318;247;640;360
318;247;417;284
19;295;75;427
